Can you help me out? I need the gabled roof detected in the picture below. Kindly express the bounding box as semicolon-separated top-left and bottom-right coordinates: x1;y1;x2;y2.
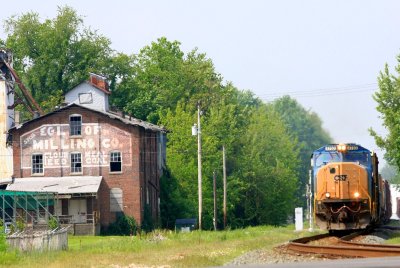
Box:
65;81;111;96
10;103;166;133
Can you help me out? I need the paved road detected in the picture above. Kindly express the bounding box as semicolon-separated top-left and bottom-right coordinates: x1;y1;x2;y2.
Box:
224;256;400;268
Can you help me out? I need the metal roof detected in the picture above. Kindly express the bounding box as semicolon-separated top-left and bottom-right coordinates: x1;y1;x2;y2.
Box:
11;103;166;133
6;176;102;194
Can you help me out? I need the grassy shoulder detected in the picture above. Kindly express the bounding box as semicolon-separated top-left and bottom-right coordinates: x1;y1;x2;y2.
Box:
384;220;400;245
1;225;322;267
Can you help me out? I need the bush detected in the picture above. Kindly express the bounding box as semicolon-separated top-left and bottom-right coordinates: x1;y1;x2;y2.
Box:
48;216;59;230
0;220;5;252
141;204;154;233
107;215;137;236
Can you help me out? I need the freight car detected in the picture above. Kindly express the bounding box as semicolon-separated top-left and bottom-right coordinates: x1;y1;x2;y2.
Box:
311;143;391;230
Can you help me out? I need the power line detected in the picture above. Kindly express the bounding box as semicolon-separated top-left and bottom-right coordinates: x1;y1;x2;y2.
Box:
257;83;378;99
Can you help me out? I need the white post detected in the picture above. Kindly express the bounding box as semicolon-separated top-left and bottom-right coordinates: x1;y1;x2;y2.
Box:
295;207;303;231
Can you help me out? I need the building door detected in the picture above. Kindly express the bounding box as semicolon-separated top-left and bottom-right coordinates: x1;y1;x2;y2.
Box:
69;199;87;223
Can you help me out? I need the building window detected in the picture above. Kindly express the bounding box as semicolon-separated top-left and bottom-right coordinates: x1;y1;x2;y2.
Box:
70;115;82;136
110;188;123;212
32;154;43;174
70;153;82;173
110;152;122;172
78;93;93;104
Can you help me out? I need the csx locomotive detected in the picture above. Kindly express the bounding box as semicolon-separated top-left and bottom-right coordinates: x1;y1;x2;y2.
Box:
311;143;391;230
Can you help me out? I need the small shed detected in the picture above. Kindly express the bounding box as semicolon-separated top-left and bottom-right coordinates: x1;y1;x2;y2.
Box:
175;218;197;232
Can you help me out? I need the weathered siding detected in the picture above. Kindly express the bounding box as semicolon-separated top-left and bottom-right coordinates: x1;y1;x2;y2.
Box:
65;83;109;112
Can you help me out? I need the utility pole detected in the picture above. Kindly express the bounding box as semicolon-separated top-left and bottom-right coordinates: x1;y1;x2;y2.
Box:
197;103;202;230
308;169;313;232
222;145;227;229
213;170;217;231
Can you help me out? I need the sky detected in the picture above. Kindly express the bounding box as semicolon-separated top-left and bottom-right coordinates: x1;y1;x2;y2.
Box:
1;0;399;165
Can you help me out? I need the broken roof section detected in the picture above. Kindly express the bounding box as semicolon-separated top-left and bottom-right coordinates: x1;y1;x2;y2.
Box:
6;176;102;195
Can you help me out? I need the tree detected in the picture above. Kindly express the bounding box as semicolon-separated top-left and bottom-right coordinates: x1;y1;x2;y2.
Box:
370;62;400;172
273;96;332;208
236;105;299;225
4;6;113;113
112;37;224;124
380;164;400;185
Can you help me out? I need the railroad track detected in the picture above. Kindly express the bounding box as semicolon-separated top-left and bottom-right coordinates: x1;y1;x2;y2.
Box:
287;228;400;258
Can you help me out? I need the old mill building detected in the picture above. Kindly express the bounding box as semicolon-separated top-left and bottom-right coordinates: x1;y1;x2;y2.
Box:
5;73;166;235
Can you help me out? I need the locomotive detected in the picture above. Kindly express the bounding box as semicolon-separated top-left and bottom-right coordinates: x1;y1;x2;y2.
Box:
311;143;391;230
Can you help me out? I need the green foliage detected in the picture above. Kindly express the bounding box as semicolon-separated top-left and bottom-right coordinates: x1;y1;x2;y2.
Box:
235;105;299;226
370;62;400;171
159;170;189;229
3;7;332;229
0;220;5;252
16;219;25;233
380;164;400;185
48;216;59;230
141;205;154;233
107;215;137;236
4;6;113;109
272;96;332;207
112;37;224;123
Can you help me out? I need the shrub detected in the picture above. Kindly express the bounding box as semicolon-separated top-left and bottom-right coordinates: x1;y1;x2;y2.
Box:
141;204;154;233
107;215;137;236
48;216;59;230
0;220;5;252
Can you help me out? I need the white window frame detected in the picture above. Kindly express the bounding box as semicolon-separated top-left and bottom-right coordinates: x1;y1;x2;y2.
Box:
31;153;44;175
78;93;93;104
70;152;82;174
69;114;82;136
109;151;122;173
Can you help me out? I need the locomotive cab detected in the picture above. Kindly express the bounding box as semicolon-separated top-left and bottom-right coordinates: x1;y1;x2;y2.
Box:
311;144;378;230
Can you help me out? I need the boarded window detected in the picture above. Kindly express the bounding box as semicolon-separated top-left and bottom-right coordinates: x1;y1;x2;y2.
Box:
70;115;82;136
78;93;93;104
110;188;123;212
110;152;122;172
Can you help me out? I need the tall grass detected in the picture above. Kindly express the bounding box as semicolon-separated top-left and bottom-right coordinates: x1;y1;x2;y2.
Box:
2;225;322;267
0;228;18;266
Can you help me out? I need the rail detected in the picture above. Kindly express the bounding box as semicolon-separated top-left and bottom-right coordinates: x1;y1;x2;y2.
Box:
287;229;400;258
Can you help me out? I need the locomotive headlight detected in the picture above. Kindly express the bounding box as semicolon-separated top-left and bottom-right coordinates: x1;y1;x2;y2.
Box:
354;192;360;198
325;192;331;198
337;144;347;152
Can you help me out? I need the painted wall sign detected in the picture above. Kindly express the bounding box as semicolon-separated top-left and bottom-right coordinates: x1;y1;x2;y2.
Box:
20;123;132;169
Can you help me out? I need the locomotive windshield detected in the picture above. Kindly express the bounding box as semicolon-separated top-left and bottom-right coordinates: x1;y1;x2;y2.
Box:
314;151;370;168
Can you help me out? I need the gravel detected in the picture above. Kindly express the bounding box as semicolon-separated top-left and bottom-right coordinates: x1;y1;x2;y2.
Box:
225;229;398;266
225;243;336;266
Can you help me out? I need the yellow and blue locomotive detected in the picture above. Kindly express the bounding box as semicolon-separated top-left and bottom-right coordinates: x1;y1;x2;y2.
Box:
311;143;391;230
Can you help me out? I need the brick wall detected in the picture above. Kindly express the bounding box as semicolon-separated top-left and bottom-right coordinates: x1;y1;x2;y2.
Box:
10;106;161;229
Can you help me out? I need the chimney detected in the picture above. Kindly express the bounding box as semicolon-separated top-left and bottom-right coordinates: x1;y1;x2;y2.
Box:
89;73;109;92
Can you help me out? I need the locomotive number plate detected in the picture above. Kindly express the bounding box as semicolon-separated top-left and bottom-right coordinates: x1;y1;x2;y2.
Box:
334;175;347;181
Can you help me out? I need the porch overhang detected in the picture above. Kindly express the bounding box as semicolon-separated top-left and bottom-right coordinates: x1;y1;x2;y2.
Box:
5;176;102;198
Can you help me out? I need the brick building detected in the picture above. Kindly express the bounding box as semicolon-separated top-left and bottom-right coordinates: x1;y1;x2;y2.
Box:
6;74;166;234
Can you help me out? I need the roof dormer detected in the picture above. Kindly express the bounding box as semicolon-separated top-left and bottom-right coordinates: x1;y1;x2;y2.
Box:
65;73;110;112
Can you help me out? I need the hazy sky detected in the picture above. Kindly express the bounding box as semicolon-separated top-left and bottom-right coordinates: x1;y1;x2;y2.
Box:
1;0;399;163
